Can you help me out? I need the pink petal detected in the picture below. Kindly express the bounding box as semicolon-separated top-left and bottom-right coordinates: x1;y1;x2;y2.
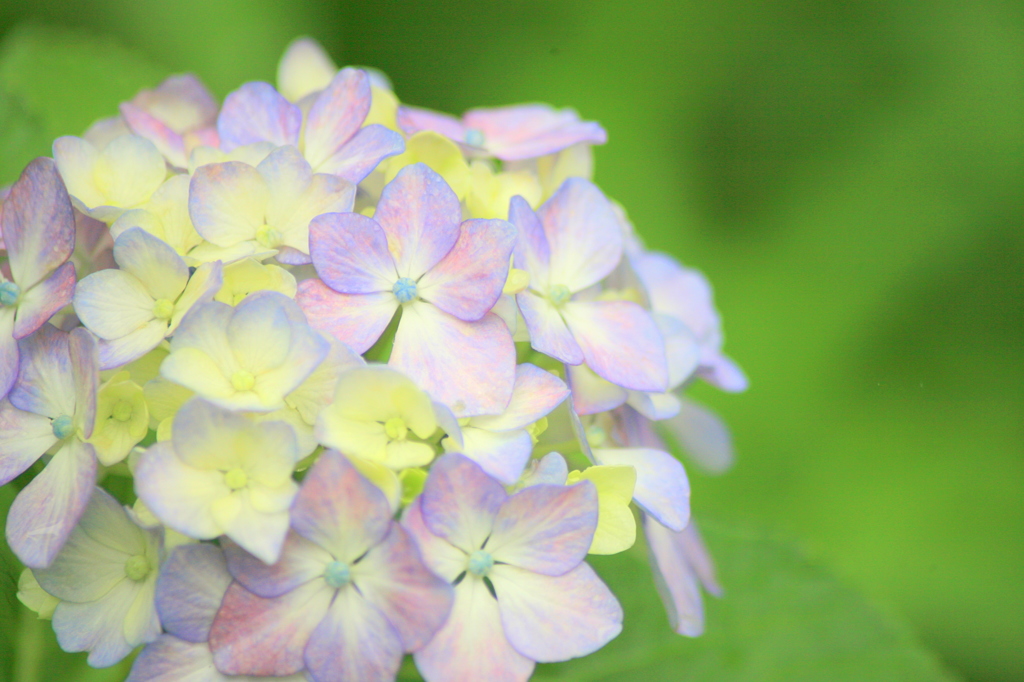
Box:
290;450;393;563
455;427;533;486
389;303;515;417
562;300;668;392
491;562;622;661
0;399;55;486
396;106;467;141
373;164;462;279
303;68;371;170
315;124;405;184
539;178;621;292
10;324;74;418
418;218;516;322
14;262;76;340
156;544;233;643
296;279;397;354
6;439;97;568
592;447;690;531
509;195;551;289
223;531;332;599
69;327;99;439
120;103;187;169
304;586;404;682
217;82;302;151
465;104;606;162
131;73;218;131
188;162;267;248
414;577;535;682
308;212;397;293
516;291;583;365
1;157;75;290
420;453;506;554
400;498;468;583
210;579;330;677
487;481;597;576
353;523;454;651
472;363;569;431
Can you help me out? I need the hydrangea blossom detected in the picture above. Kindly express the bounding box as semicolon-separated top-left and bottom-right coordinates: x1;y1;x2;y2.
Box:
0;36;746;680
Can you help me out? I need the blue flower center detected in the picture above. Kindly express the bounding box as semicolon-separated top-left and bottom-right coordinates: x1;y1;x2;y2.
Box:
0;281;21;307
464;128;486;147
467;549;494;577
323;560;351;589
392;277;418;303
51;415;73;440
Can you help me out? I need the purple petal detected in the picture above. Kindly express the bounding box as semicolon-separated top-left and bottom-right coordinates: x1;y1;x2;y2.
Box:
455;427;533;486
309;212;397;293
539;178;621;292
352;523;454;651
304;586;404;682
566;362;628;416
592;447;690;531
516;291;583;365
210;579;330;677
133;443;224;539
373;164;462;279
509;195;551;288
562;300;668;392
156;544;233;643
69;327;98;438
0;312;19;399
303;67;371;169
472;363;569;430
296;279;397;354
217;82;301;151
316;124;405;184
390;303;515;417
644;515;719;637
10;324;74;418
420;453;506;554
492;562;622;661
417;218;516;322
663;397;735;474
413;577;535;682
13;261;76;340
97;321;169;371
127;635;224;682
699;352;749;393
487;481;597;576
223;531;331;599
6;438;97;568
0;399;55;486
396;106;467;141
291;450;393;563
400;498;468;583
1;157;75;290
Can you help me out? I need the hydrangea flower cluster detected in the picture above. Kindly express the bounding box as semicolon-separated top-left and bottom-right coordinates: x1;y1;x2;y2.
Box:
1;37;746;681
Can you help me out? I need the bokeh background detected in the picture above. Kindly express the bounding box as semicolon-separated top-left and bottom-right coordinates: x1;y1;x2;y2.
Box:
0;1;1020;680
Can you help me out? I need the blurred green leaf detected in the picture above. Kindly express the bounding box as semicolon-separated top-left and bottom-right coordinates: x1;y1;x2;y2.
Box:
530;521;957;682
0;23;165;184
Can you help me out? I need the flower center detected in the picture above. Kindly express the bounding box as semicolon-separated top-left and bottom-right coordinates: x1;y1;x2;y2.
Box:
231;370;256;392
255;224;283;249
0;281;21;307
392;277;418;303
112;400;134;422
152;298;174;320
124;555;151;582
464;128;486;147
467;549;494;577
51;414;73;440
384;416;408;441
224;468;248;490
548;284;572;306
323;560;351;589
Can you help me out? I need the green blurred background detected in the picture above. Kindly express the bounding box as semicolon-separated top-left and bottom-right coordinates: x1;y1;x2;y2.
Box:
0;1;1020;680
